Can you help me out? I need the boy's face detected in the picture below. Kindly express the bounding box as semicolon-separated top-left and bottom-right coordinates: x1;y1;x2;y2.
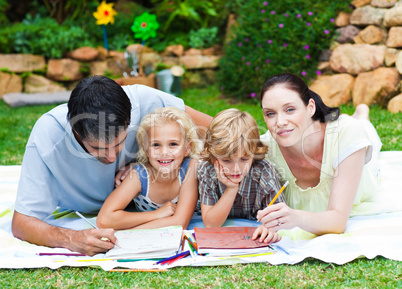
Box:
215;151;253;184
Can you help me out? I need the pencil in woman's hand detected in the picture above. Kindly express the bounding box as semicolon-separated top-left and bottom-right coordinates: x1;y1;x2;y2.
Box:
257;181;289;222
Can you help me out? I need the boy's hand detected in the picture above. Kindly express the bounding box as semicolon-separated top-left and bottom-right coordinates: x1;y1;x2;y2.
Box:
214;161;239;190
252;224;282;244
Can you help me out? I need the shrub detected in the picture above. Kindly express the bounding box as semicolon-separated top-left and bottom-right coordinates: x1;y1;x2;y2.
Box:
0;14;91;58
189;27;218;49
218;0;351;100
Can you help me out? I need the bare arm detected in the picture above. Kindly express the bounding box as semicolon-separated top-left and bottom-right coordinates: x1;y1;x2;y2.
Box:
200;161;239;228
12;211;116;256
184;105;212;138
97;169;172;230
257;148;367;235
135;159;200;230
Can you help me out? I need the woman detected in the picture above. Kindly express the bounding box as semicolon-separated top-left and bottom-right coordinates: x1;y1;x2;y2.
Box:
257;73;382;235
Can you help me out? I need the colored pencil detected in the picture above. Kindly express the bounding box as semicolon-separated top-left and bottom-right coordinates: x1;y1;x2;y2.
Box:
183;235;198;251
109;269;168;272
37;252;85;256
165;252;190;265
153;250;190;265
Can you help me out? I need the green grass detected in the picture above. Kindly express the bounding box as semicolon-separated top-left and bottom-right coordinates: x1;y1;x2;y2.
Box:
1;86;402;287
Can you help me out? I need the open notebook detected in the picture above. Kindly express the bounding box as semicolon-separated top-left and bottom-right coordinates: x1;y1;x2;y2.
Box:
194;227;276;256
105;225;182;259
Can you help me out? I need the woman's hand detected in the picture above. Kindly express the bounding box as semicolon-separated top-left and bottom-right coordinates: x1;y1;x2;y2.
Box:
257;203;296;231
251;224;282;244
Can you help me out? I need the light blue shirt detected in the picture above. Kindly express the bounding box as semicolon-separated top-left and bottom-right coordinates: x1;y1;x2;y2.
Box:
15;84;185;220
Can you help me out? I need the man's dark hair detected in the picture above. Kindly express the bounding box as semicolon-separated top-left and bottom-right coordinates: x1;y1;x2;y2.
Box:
67;75;132;143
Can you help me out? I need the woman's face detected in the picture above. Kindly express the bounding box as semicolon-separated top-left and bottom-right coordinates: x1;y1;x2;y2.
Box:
261;85;315;148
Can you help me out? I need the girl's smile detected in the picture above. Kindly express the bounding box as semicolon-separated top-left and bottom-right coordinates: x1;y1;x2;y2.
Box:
146;121;189;176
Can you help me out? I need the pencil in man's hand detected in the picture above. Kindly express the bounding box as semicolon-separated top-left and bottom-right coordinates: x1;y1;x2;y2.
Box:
75;211;121;248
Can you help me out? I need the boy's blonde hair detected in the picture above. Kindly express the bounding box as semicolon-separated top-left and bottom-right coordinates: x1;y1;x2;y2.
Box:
201;108;267;164
136;107;201;164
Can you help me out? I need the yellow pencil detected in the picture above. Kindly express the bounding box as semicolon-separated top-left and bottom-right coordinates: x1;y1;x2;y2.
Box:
257;181;289;222
218;252;274;259
55;258;113;263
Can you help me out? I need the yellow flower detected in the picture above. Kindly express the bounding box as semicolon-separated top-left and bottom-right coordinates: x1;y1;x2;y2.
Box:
93;1;117;25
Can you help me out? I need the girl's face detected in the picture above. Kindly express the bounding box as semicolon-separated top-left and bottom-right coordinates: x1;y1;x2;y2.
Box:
215;151;253;184
145;122;190;174
261;85;315;148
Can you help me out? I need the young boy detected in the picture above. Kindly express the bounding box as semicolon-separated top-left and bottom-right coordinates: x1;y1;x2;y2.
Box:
197;108;285;244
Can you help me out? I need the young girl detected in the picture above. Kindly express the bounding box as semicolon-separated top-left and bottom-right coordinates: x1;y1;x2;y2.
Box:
197;108;284;244
97;107;201;230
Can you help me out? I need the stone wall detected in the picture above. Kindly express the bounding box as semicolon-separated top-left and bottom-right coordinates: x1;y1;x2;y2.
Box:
310;0;402;113
0;44;222;99
1;0;402;113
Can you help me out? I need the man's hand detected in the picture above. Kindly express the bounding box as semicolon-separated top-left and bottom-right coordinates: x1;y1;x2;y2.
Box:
69;228;117;256
12;211;117;256
115;163;135;187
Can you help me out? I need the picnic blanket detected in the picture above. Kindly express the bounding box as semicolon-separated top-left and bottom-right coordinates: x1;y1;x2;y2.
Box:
1;151;402;270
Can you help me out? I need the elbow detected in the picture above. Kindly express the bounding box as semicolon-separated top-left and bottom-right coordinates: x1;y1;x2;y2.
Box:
319;222;347;235
11;220;23;241
203;219;222;228
171;216;191;230
332;224;347;234
96;215;110;229
11;211;25;241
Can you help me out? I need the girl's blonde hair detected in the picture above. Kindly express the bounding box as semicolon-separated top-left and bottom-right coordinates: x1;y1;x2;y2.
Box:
200;108;267;164
136;107;201;164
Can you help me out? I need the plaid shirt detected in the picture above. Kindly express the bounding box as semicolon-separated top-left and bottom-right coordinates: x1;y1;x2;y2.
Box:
197;159;285;220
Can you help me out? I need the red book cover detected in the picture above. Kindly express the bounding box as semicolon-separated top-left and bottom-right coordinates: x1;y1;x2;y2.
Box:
194;227;267;249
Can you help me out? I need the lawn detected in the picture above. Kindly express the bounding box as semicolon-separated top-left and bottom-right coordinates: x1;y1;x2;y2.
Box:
1;85;402;288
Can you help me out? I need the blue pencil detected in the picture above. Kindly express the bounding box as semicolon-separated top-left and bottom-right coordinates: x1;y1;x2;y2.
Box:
154;250;190;265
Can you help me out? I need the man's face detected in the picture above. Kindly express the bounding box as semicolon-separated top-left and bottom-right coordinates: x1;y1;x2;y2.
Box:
78;130;128;164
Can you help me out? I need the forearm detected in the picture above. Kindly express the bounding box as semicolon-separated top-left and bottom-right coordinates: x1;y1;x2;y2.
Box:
293;209;349;235
97;210;160;230
12;211;79;250
184;105;212;138
135;213;191;230
202;189;238;228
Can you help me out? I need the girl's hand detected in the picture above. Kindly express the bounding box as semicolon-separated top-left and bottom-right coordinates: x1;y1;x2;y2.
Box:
256;203;296;232
214;161;239;190
155;201;176;219
252;225;282;244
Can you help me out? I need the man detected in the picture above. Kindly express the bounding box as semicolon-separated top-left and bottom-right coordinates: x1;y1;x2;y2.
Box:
12;75;212;256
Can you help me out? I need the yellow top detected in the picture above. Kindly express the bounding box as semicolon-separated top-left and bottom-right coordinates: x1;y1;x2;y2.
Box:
260;115;382;217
